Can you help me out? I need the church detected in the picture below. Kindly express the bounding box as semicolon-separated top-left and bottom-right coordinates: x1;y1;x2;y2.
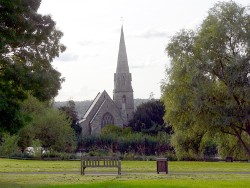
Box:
79;26;134;135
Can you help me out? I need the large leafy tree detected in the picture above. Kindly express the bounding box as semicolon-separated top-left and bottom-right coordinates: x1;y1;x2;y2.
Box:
162;2;250;159
0;0;65;133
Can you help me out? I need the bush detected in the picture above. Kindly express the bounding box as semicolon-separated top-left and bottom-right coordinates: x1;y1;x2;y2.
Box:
42;150;77;160
0;134;21;157
101;125;122;136
80;131;172;157
18;95;77;153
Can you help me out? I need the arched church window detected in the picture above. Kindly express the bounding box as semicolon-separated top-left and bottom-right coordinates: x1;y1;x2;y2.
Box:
101;112;114;128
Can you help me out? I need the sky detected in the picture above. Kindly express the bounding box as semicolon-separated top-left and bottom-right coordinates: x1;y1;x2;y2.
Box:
38;0;249;101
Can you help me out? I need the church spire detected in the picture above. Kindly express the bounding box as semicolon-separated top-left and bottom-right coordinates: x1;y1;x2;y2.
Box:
113;25;134;125
116;26;129;73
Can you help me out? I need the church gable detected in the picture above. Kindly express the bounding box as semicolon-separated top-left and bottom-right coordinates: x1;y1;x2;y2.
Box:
90;96;123;134
80;90;124;135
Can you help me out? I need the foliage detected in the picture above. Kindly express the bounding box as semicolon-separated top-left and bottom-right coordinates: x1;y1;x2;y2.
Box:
58;100;82;144
101;125;123;136
162;1;250;159
0;0;65;134
216;132;249;160
18;95;77;153
80;131;172;157
33;109;76;152
42;151;77;160
0;133;20;157
0;85;26;134
30;139;42;159
129;100;170;135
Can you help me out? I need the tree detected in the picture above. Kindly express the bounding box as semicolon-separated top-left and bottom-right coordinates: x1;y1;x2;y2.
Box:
33;108;76;152
0;133;20;157
58;100;82;144
0;0;66;133
162;2;250;159
129;100;170;135
18;95;76;153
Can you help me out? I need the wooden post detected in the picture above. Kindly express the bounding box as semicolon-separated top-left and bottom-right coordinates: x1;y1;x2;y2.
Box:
80;155;83;175
81;160;82;175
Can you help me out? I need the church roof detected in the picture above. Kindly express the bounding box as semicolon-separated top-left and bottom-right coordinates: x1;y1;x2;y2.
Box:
82;92;102;119
116;26;130;73
79;90;122;124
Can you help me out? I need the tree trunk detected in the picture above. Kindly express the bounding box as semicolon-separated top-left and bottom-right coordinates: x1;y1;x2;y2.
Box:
232;126;250;160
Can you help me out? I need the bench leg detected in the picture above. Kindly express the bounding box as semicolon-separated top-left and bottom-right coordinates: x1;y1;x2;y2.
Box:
81;167;86;175
118;160;121;175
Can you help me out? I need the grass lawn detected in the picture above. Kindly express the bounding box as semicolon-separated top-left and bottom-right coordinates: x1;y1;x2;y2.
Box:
0;158;250;187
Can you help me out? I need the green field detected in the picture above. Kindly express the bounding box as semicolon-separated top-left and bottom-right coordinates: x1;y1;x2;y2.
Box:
0;158;250;188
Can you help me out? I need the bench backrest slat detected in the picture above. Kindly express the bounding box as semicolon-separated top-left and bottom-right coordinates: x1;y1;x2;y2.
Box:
81;157;120;167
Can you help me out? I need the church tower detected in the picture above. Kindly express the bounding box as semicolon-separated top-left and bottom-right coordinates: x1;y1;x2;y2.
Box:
113;26;134;125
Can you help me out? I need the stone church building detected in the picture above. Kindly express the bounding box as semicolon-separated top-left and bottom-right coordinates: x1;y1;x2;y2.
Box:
79;26;134;135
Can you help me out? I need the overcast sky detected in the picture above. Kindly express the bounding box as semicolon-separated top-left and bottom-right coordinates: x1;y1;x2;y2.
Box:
38;0;249;101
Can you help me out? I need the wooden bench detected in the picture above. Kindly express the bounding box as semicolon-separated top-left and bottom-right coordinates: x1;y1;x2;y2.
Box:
80;157;121;175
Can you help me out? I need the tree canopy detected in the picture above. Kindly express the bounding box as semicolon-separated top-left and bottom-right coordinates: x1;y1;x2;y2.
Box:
129;100;170;135
58;100;82;145
162;1;250;159
0;0;65;133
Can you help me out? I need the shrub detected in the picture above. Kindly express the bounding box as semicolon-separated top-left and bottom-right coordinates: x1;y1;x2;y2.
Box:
80;131;172;157
0;134;20;157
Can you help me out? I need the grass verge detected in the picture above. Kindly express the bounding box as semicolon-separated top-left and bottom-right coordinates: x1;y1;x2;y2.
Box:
0;158;250;187
1;174;250;188
1;158;250;172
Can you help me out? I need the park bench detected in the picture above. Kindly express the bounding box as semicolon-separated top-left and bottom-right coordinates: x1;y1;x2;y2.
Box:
80;156;121;175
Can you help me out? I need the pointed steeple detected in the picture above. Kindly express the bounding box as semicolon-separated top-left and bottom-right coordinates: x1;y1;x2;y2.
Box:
116;26;129;73
113;25;134;125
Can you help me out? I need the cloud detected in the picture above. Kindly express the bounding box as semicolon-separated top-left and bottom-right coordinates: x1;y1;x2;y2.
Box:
184;17;203;30
130;61;156;69
130;57;165;70
81;54;99;58
130;64;146;69
77;40;107;46
131;28;170;39
77;41;93;46
57;53;79;62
